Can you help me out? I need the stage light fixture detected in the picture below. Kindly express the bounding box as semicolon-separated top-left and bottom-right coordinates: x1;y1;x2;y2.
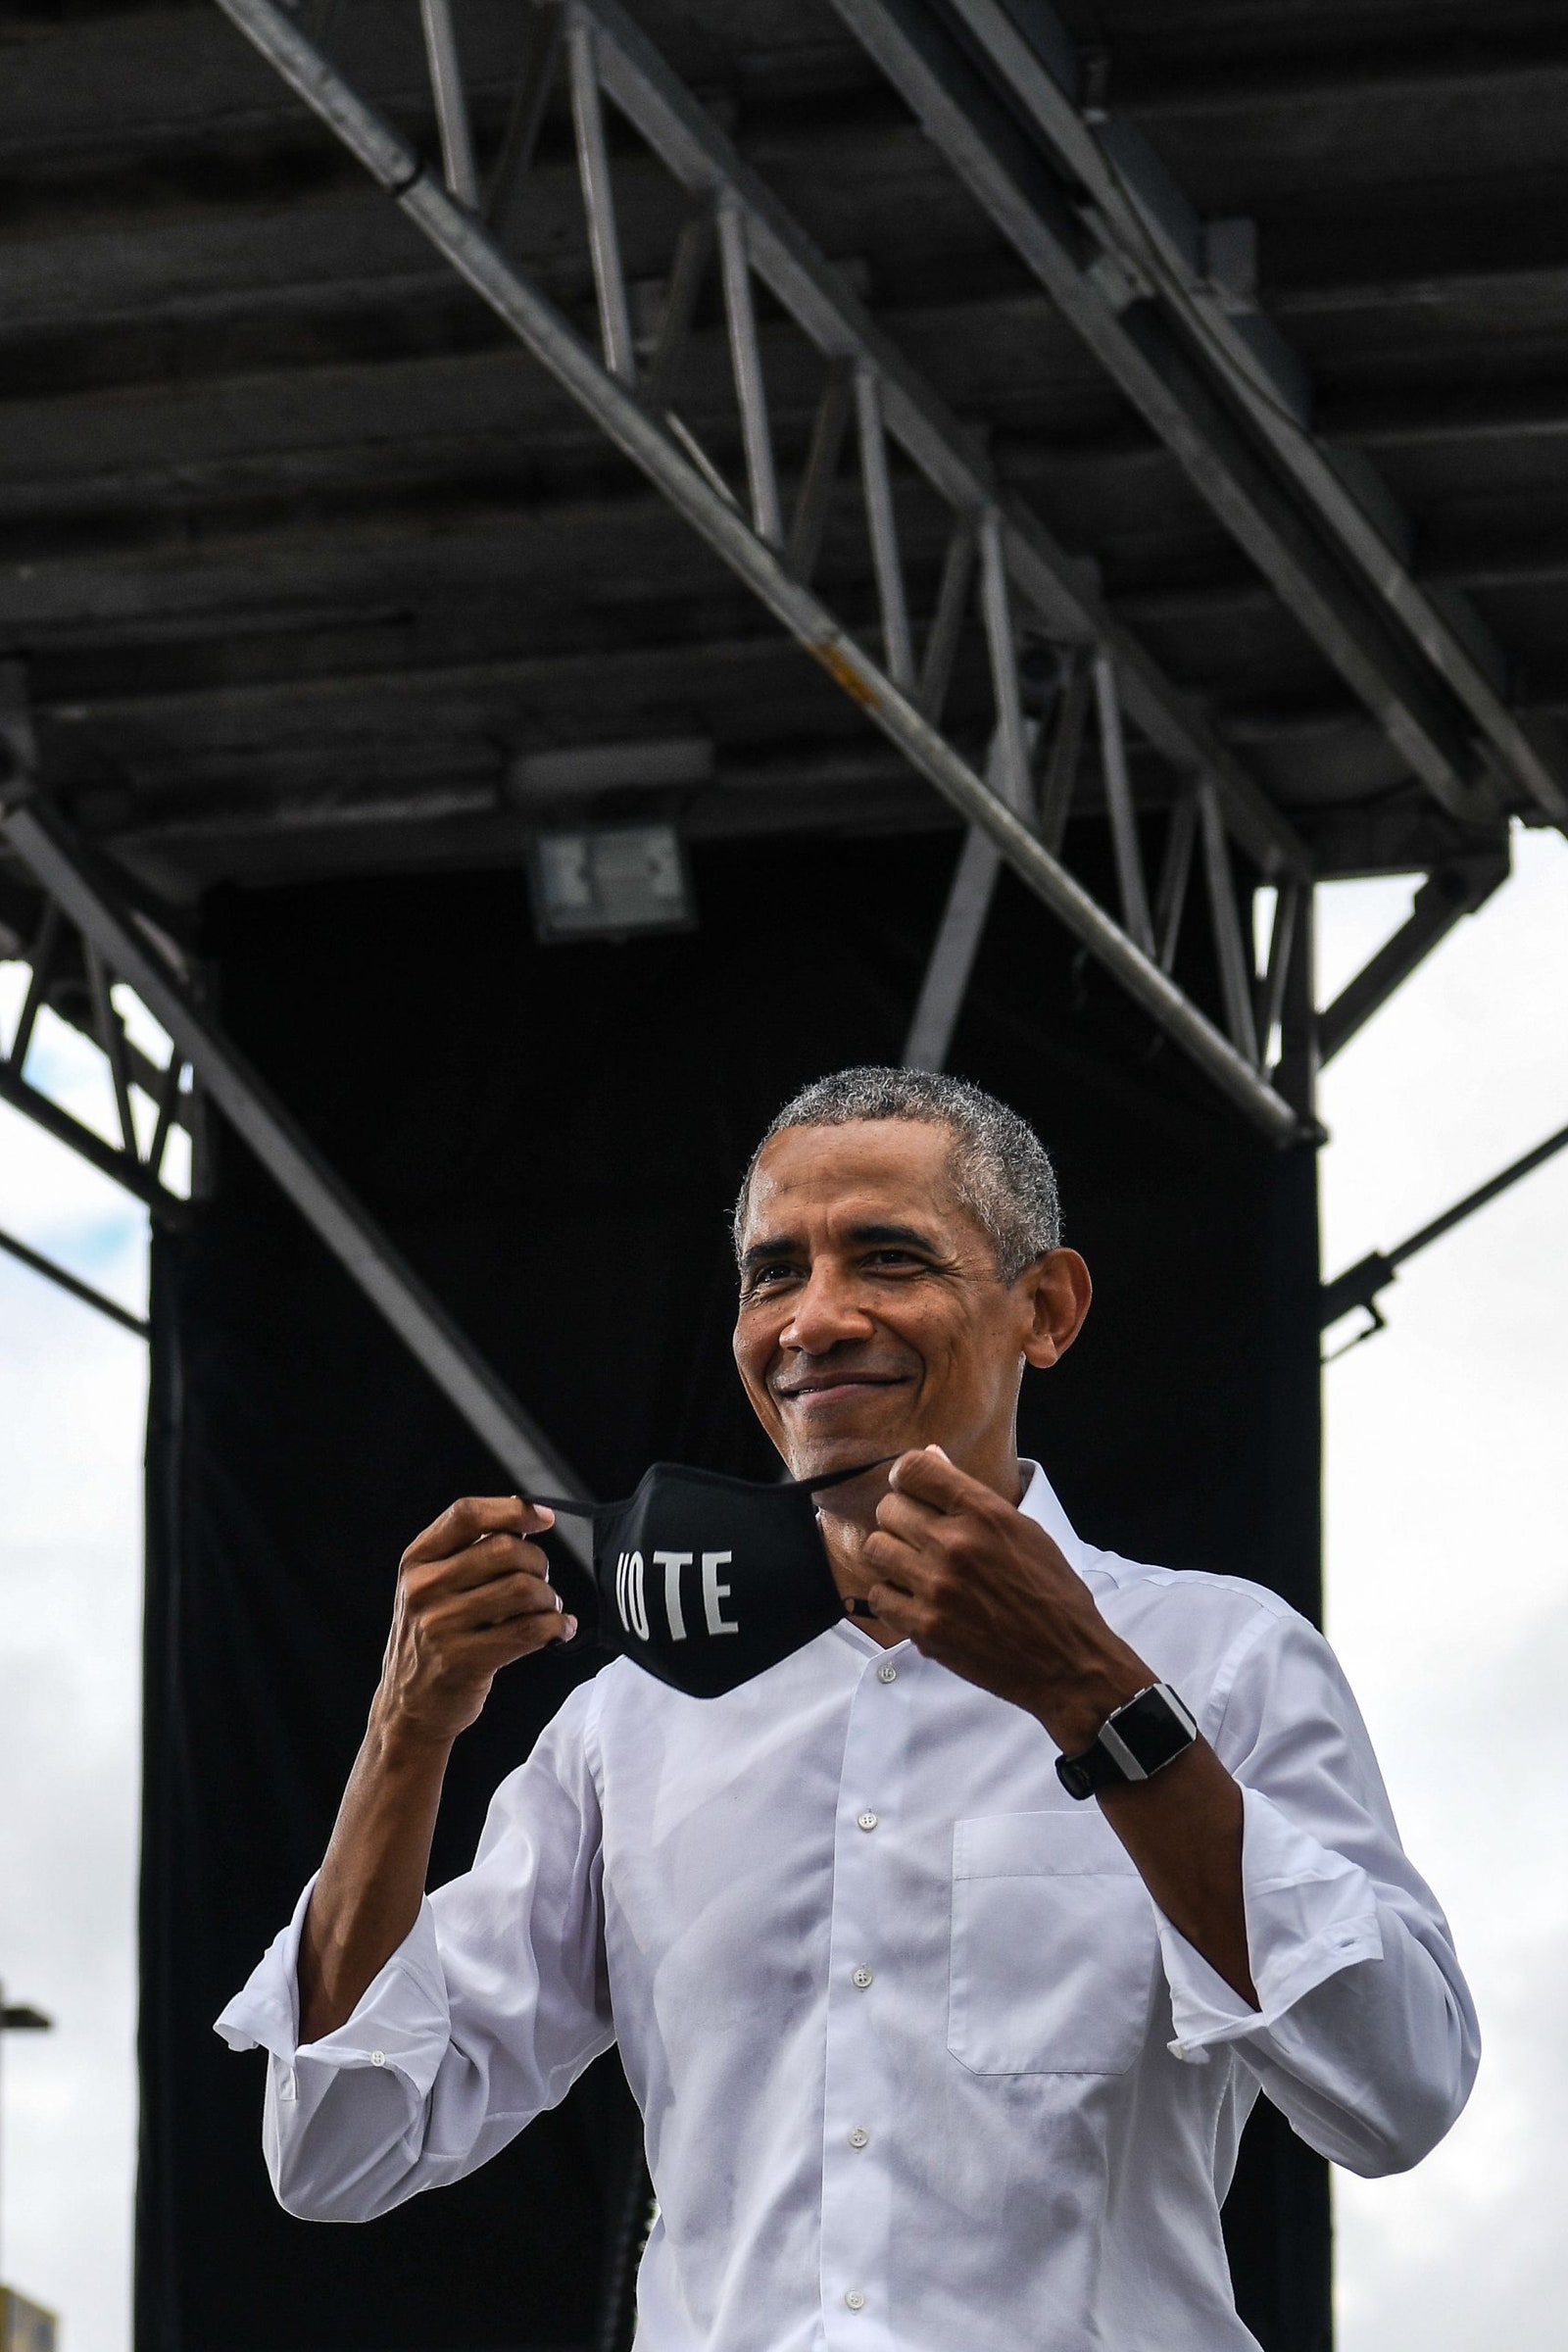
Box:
528;823;696;943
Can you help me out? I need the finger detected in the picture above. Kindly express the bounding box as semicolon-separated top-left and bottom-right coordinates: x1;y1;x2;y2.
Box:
865;1581;930;1642
862;1524;927;1593
455;1610;579;1674
873;1487;950;1550
426;1569;564;1635
475;1603;578;1652
409;1533;555;1599
403;1494;552;1566
885;1446;975;1511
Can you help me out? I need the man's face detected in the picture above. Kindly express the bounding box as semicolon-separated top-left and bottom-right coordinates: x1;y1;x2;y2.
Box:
733;1118;1079;1489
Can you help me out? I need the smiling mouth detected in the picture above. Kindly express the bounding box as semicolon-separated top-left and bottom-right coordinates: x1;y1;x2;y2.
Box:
774;1375;907;1407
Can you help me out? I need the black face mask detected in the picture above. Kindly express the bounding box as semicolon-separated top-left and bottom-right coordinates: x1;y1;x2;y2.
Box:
530;1458;889;1699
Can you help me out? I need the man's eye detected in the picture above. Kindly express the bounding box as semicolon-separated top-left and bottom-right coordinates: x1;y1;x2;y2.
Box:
749;1262;797;1289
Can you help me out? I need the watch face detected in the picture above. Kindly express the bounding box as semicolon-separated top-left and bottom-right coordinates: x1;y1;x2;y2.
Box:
1116;1685;1198;1776
1054;1685;1197;1801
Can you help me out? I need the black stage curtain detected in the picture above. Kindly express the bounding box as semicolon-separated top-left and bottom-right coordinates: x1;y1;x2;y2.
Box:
137;832;1328;2352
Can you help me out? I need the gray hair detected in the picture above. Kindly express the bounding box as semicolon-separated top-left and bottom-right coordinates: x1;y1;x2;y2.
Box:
733;1066;1061;1284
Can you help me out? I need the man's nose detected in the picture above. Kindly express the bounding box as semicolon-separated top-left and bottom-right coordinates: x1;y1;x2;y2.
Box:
779;1264;875;1353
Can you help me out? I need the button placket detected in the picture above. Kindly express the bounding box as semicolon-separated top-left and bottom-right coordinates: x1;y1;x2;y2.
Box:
819;1653;908;2348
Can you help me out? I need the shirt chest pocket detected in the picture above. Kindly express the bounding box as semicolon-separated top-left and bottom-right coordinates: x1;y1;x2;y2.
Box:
948;1810;1159;2077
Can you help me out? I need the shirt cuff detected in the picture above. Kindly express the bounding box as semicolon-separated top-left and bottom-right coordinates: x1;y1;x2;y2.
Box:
1158;1784;1385;2063
214;1873;454;2101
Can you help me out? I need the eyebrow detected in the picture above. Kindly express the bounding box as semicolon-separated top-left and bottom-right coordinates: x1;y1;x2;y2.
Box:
740;1220;942;1272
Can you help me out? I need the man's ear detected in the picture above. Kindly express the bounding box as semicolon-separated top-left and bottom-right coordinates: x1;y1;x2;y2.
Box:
1018;1249;1092;1370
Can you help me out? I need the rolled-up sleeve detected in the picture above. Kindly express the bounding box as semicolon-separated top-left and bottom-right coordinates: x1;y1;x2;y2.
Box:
1154;1607;1480;2177
215;1675;615;2220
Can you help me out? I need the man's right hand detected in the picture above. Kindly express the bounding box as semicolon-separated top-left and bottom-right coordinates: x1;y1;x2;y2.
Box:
296;1494;574;2042
375;1494;576;1749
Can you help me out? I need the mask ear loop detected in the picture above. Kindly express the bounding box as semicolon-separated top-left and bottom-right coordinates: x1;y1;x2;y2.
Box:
801;1455;899;1621
799;1453;898;1494
515;1492;608;1656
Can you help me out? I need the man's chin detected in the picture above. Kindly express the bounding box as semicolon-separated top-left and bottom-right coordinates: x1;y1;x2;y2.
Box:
778;1419;918;1489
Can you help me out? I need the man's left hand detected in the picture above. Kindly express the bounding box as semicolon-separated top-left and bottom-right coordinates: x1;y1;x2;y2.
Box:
864;1446;1150;1753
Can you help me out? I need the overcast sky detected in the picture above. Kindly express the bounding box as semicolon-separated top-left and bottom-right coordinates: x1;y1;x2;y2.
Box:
1;825;1564;2349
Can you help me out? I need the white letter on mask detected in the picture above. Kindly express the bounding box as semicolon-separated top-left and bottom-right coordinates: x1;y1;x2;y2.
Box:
702;1551;738;1637
654;1550;692;1641
616;1550;650;1642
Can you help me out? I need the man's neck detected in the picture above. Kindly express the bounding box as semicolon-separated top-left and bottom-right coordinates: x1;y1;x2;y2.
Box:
817;1449;1027;1648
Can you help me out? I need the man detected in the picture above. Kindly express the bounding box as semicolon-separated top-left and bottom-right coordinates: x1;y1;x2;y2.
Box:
220;1066;1477;2349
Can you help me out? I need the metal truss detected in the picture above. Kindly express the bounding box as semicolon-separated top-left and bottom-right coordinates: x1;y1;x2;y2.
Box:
0;696;200;1226
212;0;1322;1143
830;0;1568;833
0;782;595;1560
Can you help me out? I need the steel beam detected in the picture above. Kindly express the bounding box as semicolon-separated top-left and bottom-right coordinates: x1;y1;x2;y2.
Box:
1320;1115;1568;1348
209;0;1310;1143
0;789;596;1558
831;0;1568;830
1318;852;1509;1066
0;1220;150;1339
902;827;1002;1072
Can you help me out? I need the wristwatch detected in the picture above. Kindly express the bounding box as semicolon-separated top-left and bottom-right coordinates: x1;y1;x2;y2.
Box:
1054;1682;1199;1801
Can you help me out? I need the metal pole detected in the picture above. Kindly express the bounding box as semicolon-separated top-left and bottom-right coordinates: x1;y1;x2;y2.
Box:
418;0;480;208
917;517;976;725
0;796;596;1558
1198;780;1261;1068
976;513;1031;818
716;198;783;548
855;367;915;692
1093;654;1155;959
566;9;637;384
1319;1117;1568;1340
0;1223;150;1338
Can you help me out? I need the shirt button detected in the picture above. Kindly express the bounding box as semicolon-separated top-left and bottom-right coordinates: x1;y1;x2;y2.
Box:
369;2050;386;2067
848;2126;870;2149
857;1810;878;1832
845;2289;866;2311
852;1965;874;1989
876;1662;898;1684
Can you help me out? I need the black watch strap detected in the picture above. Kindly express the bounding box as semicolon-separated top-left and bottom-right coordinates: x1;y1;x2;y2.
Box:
1054;1682;1199;1801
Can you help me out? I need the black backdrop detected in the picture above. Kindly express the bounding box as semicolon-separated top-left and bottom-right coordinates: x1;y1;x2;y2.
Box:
137;831;1329;2352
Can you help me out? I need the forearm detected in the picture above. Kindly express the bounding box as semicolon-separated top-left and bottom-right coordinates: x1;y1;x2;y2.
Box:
1030;1636;1257;2008
298;1700;454;2043
1098;1740;1256;2007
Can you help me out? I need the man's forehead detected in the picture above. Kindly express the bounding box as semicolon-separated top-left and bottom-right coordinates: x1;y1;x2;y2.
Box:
743;1119;965;1236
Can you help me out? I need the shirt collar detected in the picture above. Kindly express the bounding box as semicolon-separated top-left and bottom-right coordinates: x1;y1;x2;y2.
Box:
1016;1458;1090;1577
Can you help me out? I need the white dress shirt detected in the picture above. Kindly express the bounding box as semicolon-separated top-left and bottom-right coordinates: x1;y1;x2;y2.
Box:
219;1463;1478;2351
